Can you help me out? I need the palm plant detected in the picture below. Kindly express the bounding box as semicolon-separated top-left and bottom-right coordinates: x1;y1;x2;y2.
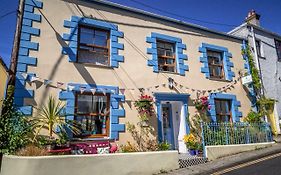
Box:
32;96;79;141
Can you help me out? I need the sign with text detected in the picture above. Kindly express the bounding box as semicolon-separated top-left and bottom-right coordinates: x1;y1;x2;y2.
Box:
241;75;253;85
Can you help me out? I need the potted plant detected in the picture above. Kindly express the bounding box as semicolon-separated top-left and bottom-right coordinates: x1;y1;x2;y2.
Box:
31;96;80;150
183;133;200;156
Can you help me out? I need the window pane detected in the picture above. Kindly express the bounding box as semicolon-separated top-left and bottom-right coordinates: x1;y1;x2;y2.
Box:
256;40;261;57
215;99;231;122
276;40;281;60
80;28;94;44
78;50;109;66
75;115;105;136
92;95;107;114
77;95;92;114
207;50;224;79
78;26;109;66
75;94;109;137
157;40;176;72
94;35;107;47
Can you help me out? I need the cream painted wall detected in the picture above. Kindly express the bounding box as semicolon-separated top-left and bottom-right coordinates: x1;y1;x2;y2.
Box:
24;0;252;144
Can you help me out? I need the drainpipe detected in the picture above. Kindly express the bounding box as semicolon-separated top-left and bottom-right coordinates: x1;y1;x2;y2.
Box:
250;26;267;122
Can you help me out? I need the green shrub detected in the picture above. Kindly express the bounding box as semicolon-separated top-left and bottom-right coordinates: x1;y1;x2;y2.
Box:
0;87;33;154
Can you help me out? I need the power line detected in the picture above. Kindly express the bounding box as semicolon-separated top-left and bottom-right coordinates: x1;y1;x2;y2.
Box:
0;10;18;21
128;0;237;27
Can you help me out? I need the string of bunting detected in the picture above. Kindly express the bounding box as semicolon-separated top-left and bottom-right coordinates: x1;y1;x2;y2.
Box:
21;72;243;96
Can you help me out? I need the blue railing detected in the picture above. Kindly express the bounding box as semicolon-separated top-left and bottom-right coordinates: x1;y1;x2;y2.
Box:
201;122;273;147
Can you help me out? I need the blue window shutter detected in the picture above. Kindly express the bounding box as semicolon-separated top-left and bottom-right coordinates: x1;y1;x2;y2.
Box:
146;33;189;76
62;16;124;67
199;43;235;81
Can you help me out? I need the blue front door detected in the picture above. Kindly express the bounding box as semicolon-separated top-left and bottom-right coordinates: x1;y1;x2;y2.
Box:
162;104;175;149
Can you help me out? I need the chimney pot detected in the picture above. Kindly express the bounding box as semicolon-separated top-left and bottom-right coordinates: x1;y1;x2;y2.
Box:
245;10;261;26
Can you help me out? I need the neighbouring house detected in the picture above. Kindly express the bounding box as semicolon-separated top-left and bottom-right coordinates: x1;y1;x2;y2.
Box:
13;0;254;153
0;56;8;110
229;10;281;135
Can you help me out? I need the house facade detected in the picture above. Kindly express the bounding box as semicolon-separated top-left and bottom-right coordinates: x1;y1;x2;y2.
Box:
14;0;253;153
229;10;281;134
0;57;8;110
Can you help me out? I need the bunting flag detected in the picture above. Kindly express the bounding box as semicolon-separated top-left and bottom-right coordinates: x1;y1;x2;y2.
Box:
22;73;28;80
43;79;52;86
30;76;39;82
138;88;144;93
90;88;96;95
101;88;107;95
20;72;245;96
120;88;125;95
79;86;86;94
56;82;64;89
68;85;75;91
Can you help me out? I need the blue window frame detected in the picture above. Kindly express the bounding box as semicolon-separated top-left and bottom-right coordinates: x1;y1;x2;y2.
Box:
77;26;110;66
146;32;188;75
62;16;124;68
199;43;235;81
59;83;125;139
208;93;242;123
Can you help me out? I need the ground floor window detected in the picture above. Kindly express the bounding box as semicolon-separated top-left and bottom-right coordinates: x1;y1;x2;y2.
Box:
215;99;232;122
74;93;110;138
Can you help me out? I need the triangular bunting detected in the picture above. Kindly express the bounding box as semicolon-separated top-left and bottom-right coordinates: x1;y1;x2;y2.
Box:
90;88;96;95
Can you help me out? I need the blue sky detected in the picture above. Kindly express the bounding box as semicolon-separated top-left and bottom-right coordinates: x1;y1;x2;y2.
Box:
0;0;280;67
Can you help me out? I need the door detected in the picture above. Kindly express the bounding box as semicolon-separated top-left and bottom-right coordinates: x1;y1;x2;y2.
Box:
162;104;175;149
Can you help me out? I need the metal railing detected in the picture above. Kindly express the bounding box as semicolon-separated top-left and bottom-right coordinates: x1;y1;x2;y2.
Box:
201;122;273;146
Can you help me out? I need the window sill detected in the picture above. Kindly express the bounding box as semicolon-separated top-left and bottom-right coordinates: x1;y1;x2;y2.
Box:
158;71;179;75
209;78;231;83
74;62;113;69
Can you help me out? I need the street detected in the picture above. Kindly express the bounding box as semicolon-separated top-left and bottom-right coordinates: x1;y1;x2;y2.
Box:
211;152;281;175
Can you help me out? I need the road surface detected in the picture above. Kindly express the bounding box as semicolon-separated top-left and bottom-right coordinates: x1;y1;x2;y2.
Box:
211;152;281;175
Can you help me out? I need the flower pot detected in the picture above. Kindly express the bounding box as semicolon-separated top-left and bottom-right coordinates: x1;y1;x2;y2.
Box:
189;149;199;156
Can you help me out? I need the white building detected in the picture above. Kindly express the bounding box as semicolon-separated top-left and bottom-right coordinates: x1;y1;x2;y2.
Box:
229;10;281;134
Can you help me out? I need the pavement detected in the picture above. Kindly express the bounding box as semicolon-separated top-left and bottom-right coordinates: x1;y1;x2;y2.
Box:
164;142;281;175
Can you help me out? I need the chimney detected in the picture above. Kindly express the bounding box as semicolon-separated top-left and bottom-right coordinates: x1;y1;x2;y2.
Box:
245;10;261;26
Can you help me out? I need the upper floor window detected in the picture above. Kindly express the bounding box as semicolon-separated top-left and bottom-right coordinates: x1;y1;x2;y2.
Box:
77;26;110;66
275;39;281;61
157;40;176;73
215;99;232;123
75;93;110;138
255;40;262;58
207;50;225;79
